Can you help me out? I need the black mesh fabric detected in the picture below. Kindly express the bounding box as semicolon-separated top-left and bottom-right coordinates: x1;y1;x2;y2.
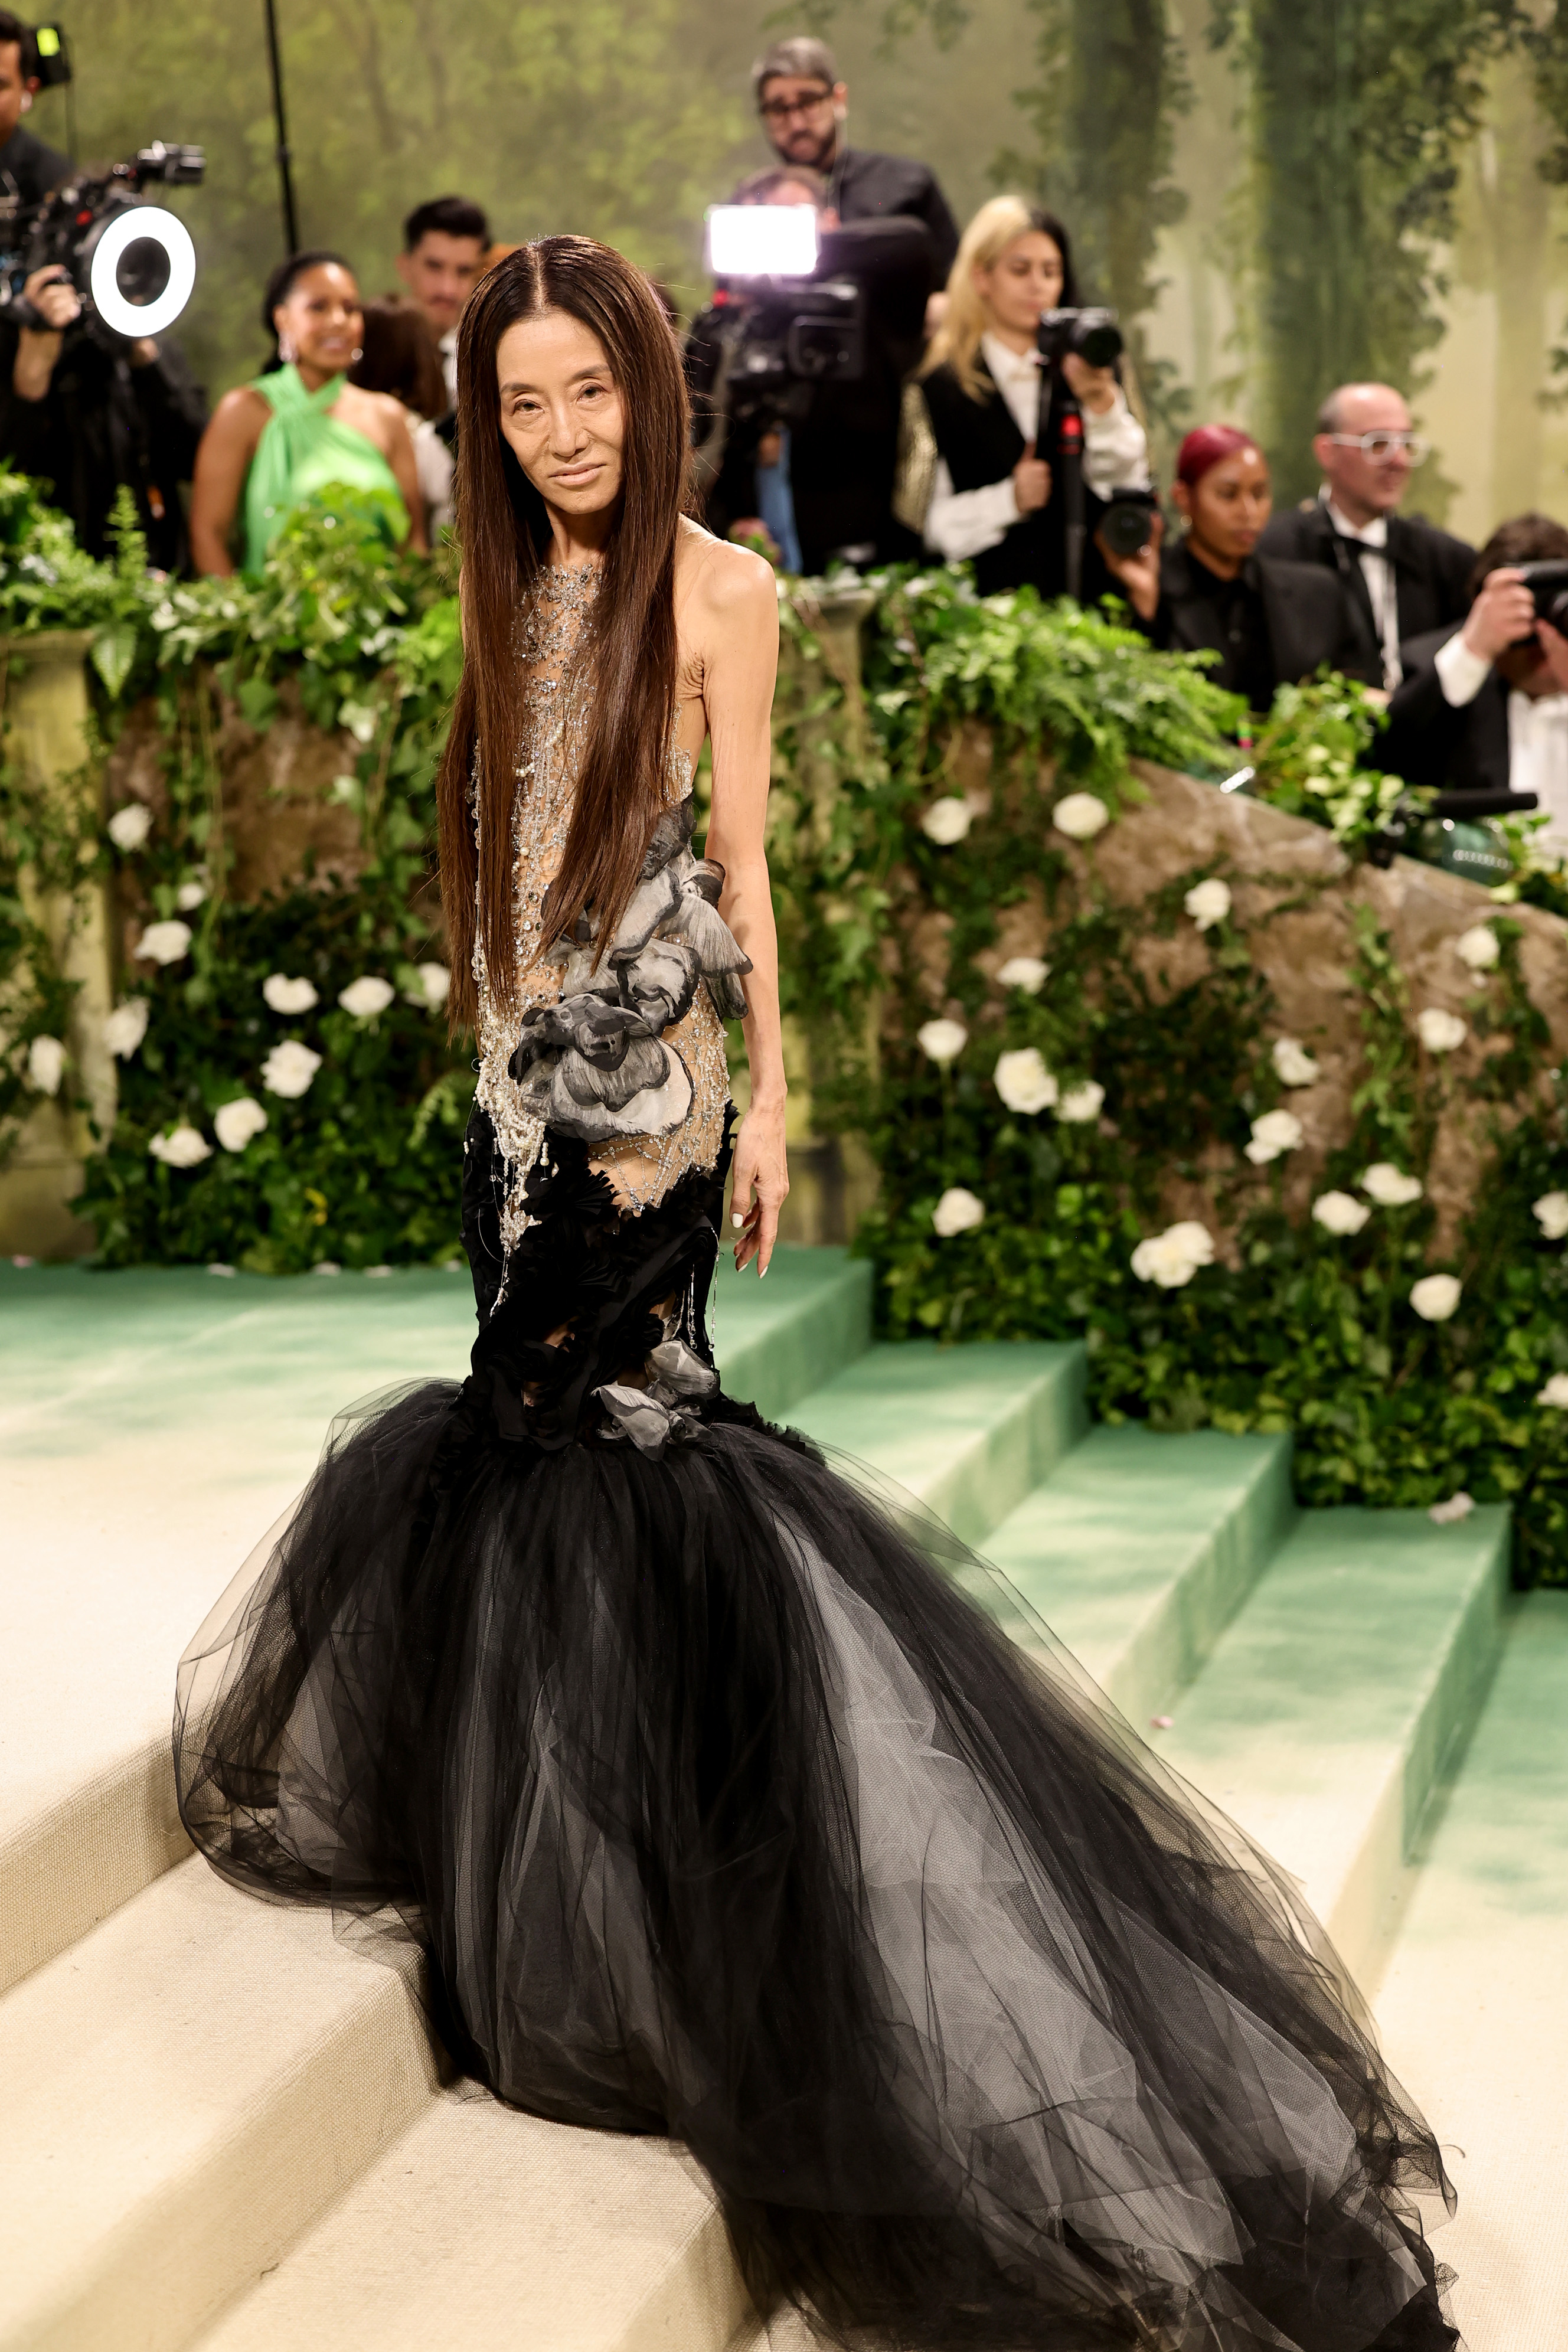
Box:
175;1110;1459;2351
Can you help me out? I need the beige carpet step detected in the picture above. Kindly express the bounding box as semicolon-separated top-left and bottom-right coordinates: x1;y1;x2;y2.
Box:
0;1858;437;2352
190;2092;750;2352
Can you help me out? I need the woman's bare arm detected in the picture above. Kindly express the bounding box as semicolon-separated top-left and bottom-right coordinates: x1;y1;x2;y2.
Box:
689;534;787;1276
189;388;268;577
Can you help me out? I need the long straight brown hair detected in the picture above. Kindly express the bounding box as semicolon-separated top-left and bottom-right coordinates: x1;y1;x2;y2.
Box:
436;236;694;1027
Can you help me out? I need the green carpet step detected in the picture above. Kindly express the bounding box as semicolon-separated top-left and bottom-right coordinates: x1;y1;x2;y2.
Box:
0;1250;871;2001
1155;1504;1510;1980
1373;1592;1568;2348
787;1340;1088;1549
188;2090;748;2352
0;1858;439;2352
974;1425;1296;1726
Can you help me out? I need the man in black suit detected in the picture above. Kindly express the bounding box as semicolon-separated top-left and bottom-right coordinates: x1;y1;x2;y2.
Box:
1257;383;1473;690
0;10;70;207
1381;515;1568;848
752;35;959;304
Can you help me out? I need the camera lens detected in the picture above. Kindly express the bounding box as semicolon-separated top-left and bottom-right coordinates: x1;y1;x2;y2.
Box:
115;235;171;308
1551;590;1568;633
1100;498;1154;558
1077;319;1123;369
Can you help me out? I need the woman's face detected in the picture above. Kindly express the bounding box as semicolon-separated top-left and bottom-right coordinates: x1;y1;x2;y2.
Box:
495;309;625;520
275;263;362;377
972;230;1064;339
1177;446;1272;565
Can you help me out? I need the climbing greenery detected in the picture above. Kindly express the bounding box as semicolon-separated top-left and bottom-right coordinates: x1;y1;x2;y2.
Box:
5;478;1568;1577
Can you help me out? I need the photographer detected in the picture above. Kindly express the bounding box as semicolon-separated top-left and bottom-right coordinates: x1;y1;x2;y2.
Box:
1380;515;1568;845
687;166;933;574
1257;382;1474;688
753;32;958;308
915;197;1149;603
0;9;67;205
0;201;206;570
1100;426;1363;712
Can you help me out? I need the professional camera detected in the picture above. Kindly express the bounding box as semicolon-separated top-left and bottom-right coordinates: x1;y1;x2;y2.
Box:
1518;560;1568;632
1099;485;1159;560
703;204;864;427
0;142;204;344
1037;306;1123;371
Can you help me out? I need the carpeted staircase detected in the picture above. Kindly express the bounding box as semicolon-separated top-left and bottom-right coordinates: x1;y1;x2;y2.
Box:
0;1250;1542;2351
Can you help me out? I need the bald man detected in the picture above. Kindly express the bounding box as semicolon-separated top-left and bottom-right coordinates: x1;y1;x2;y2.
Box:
1257;383;1474;688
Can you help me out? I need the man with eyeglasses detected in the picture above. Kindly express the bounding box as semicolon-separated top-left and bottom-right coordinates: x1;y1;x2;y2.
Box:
752;34;959;305
1258;383;1474;691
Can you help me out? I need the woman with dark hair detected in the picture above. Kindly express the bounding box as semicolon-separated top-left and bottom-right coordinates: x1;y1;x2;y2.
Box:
188;251;427;575
174;237;1459;2352
1102;426;1363;711
350;295;455;539
917;195;1149;600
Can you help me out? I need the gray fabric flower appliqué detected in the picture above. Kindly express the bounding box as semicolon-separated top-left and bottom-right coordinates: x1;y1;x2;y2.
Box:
507;793;753;1149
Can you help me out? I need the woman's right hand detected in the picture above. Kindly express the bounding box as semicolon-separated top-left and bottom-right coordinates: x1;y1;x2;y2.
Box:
1012;439;1051;515
1097;508;1164;622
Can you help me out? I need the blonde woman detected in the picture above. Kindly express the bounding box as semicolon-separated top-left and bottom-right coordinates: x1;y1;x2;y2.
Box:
917;195;1148;599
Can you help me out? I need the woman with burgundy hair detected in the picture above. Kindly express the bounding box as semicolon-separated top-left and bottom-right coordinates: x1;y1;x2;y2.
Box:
1103;424;1363;711
172;243;1458;2352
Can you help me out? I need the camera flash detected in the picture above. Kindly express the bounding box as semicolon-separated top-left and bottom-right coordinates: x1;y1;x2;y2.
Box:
707;205;818;279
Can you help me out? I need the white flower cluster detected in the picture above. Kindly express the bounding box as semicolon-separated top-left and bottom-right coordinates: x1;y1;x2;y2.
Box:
1183;877;1231;932
103;999;150;1059
27;1034;64;1095
931;1187;985;1237
994;1048;1056;1114
214;1097;268;1152
263;973;318;1013
1416;1007;1466;1054
1052;792;1109;840
995;955;1048;994
1131;1220;1214;1289
1410;1273;1461;1322
262;1040;322;1098
1272;1037;1319;1087
920;796;975;845
1244;1108;1304;1165
407;961;450;1010
106;802;151;852
149;1124;211;1168
1455;924;1499;973
136;920;192;966
1533;1191;1568;1240
917;1017;967;1065
339;975;394;1019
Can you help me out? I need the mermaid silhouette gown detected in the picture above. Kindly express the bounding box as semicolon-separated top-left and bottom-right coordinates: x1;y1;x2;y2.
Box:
176;566;1458;2351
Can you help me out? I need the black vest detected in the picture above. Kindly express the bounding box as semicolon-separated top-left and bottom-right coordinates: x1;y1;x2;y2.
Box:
919;357;1115;603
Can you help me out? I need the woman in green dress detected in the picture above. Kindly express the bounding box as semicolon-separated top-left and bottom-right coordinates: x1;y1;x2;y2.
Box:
190;250;429;576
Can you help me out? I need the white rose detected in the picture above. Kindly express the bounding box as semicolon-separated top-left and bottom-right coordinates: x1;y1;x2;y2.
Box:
103;998;151;1059
1416;1007;1466;1054
1163;1220;1215;1267
1313;1190;1371;1236
175;880;207;912
1537;1371;1568;1407
1361;1162;1423;1207
339;974;396;1020
1131;1222;1213;1288
931;1186;985;1237
214;1096;269;1153
136;919;192;966
1052;792;1110;840
1410;1272;1462;1322
1455;925;1499;972
996;955;1048;994
920;796;974;845
409;961;450;1011
263;974;319;1014
149;1122;212;1168
1058;1080;1105;1123
1272;1037;1320;1087
1244;1108;1304;1164
994;1047;1058;1115
1184;877;1231;932
917;1017;968;1066
261;1039;323;1099
27;1034;64;1095
1533;1191;1568;1240
1428;1491;1475;1525
106;803;151;852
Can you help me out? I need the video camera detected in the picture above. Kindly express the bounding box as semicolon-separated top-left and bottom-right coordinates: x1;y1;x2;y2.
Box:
0;143;204;345
1518;560;1568;633
1037;306;1123;373
703;205;864;427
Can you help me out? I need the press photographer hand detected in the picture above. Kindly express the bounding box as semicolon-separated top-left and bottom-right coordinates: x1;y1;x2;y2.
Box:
1012;439;1051;515
12;265;81;401
1060;350;1118;416
1461;566;1537;664
1096;506;1165;621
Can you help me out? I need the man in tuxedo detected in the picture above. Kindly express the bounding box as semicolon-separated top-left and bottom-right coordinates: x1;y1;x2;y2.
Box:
752;34;959;307
1257;382;1474;689
1381;514;1568;851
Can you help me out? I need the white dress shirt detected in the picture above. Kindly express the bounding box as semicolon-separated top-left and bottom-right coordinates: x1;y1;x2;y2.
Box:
1324;494;1401;689
1433;631;1568;854
925;333;1151;563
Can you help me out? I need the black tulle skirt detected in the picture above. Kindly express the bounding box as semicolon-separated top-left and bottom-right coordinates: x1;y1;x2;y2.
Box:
175;1111;1459;2351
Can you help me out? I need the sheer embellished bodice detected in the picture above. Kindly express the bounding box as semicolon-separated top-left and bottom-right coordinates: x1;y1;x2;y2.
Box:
473;563;737;1259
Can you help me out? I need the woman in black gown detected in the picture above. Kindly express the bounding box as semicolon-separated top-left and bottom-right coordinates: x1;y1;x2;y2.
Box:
175;237;1459;2352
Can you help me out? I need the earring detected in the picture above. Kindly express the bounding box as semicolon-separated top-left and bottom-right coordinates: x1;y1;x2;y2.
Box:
277;331;297;364
349;345;362;364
